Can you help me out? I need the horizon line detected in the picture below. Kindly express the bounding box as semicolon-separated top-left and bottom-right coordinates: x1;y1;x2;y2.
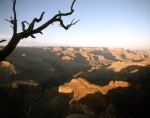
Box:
1;45;150;51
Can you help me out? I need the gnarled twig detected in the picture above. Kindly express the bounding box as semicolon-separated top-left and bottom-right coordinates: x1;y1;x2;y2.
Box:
21;21;29;31
0;39;6;43
19;81;49;117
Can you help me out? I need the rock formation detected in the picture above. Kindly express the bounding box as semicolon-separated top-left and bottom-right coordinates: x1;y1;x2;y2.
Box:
57;78;138;118
0;47;150;118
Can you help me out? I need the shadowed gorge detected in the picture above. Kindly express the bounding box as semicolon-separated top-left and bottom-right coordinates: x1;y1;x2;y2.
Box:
0;47;150;118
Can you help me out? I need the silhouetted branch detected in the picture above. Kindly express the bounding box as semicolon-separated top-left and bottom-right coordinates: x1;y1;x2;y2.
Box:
30;34;36;38
21;21;29;31
57;111;63;118
12;0;17;34
71;0;76;11
5;18;14;24
0;0;79;61
39;81;48;98
19;81;49;117
54;0;76;18
59;18;80;30
27;81;48;117
0;39;6;43
27;0;79;35
5;0;17;34
21;12;45;38
29;0;79;35
28;12;45;31
58;11;62;19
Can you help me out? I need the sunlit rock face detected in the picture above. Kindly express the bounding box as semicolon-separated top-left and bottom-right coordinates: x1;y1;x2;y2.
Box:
1;61;10;67
62;56;74;60
58;86;74;99
57;78;135;118
57;78;104;117
51;47;63;52
22;53;26;56
0;61;42;112
0;61;17;80
108;80;131;87
0;61;42;95
56;77;146;118
0;61;17;74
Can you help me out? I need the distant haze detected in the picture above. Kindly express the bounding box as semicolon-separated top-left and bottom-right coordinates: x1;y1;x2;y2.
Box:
0;0;150;49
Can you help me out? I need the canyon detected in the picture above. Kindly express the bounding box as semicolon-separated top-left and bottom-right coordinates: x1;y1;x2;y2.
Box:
0;47;150;118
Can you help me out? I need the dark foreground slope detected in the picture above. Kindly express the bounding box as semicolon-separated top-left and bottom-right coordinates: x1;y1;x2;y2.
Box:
0;47;150;118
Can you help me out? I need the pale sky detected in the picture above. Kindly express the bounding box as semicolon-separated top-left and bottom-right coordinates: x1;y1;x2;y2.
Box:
0;0;150;49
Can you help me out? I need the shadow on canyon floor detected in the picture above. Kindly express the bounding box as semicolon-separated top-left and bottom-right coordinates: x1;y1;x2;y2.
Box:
77;64;150;86
92;49;118;61
70;85;150;118
1;54;150;118
68;64;150;118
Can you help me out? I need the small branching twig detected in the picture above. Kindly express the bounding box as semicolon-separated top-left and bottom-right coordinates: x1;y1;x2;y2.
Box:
5;0;17;34
0;39;6;43
57;111;63;118
21;21;29;31
59;18;80;30
19;81;49;117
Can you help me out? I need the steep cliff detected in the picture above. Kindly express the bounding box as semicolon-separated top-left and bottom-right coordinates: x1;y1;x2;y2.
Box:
57;78;134;118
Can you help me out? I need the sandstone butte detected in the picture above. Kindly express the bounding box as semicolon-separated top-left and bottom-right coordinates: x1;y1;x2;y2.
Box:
58;78;134;118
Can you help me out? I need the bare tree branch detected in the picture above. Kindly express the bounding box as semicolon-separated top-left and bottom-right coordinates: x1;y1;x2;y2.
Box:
0;0;79;61
54;0;76;18
27;81;48;117
28;12;45;31
12;0;17;34
0;39;6;43
5;0;17;34
21;12;45;38
71;0;76;11
5;18;14;24
58;11;62;19
59;18;80;30
28;0;79;36
21;21;29;31
18;81;49;117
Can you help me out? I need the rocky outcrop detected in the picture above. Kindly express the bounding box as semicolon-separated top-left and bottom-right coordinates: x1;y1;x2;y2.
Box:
108;80;131;87
58;86;74;99
62;56;74;60
22;53;26;56
51;47;62;52
0;81;42;100
0;61;18;81
57;78;134;117
56;78;145;118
